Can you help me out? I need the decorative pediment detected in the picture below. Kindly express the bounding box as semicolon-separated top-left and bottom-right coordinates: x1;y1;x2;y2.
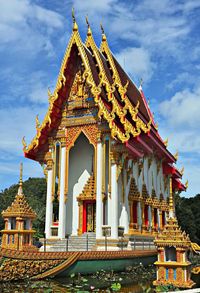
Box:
2;187;36;219
77;175;96;201
141;183;149;199
155;217;191;248
128;177;140;201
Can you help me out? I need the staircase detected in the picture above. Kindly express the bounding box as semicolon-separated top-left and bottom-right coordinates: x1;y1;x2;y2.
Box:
45;233;96;252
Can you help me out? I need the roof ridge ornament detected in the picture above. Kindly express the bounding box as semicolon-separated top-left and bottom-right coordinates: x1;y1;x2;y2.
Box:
86;16;92;36
100;22;106;41
22;136;27;151
72;7;78;31
36;114;40;129
164;138;168;147
174;150;179;161
185;179;188;190
139;78;143;91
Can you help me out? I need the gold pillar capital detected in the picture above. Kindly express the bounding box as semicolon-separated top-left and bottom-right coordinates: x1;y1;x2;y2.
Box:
46;159;53;170
60;137;66;147
97;131;102;142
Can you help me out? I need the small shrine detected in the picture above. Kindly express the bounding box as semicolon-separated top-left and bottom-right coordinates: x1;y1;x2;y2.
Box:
1;164;37;251
153;179;195;289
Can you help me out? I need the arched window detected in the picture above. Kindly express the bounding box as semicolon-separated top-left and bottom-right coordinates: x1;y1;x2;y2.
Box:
165;246;177;261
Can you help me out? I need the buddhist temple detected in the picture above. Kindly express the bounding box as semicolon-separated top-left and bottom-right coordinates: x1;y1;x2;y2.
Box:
22;13;186;250
1;164;37;251
153;179;195;288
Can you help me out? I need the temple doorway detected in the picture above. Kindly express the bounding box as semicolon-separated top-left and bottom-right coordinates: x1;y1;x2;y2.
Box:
83;200;96;233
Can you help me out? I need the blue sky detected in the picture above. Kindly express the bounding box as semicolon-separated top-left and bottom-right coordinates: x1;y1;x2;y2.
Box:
0;0;200;197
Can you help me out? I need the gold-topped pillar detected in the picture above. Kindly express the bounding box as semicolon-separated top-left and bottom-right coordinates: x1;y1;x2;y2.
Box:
96;131;103;239
45;146;54;238
110;151;119;239
58;136;67;239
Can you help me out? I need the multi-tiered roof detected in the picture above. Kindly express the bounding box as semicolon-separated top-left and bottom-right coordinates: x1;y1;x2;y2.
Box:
22;14;186;192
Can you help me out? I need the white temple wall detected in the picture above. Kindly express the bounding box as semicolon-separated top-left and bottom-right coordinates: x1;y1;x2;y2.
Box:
67;133;94;235
133;161;138;183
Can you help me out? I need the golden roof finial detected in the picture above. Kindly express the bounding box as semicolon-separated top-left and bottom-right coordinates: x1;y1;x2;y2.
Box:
169;177;174;218
72;7;78;31
180;166;184;176
164;138;168;147
100;22;106;41
155;122;158;130
139;78;143;90
174;150;179;160
86;15;92;35
185;179;189;190
36;114;40;129
22;136;27;151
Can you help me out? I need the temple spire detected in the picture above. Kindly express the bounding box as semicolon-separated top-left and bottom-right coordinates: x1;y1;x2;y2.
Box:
169;177;174;218
18;162;23;195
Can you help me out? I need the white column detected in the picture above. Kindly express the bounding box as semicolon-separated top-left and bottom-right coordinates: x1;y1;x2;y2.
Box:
45;166;53;238
137;201;142;230
157;208;160;230
148;205;152;231
96;140;103;239
58;145;66;239
111;163;118;239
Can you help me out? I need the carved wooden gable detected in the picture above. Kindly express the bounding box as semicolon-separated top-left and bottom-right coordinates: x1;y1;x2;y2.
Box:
67;70;93;111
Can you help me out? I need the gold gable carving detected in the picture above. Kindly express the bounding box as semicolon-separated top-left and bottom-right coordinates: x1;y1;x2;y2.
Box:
68;70;92;110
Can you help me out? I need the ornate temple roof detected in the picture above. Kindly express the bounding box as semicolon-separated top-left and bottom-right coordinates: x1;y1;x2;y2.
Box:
22;13;186;192
2;164;36;219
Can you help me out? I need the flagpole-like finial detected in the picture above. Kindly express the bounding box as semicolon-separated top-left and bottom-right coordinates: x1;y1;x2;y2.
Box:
86;15;89;28
72;7;78;31
19;162;23;187
169;177;174;218
100;22;104;34
72;7;75;23
139;78;143;90
86;15;92;35
100;22;106;41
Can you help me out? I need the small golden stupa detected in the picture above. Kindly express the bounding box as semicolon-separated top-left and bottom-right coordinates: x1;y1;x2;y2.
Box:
1;163;37;251
153;179;195;289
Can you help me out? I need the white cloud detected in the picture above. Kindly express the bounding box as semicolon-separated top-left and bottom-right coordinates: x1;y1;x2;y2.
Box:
115;47;154;83
0;0;64;55
0;105;46;155
159;87;200;129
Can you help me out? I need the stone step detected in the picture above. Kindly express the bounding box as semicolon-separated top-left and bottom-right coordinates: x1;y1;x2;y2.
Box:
43;233;96;251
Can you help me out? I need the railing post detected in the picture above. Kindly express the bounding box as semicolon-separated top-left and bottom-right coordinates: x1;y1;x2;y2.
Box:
44;233;46;252
86;233;89;251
